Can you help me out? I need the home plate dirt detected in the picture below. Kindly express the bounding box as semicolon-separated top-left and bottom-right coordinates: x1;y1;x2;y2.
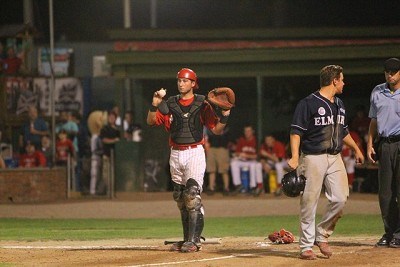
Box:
0;237;399;266
0;192;398;266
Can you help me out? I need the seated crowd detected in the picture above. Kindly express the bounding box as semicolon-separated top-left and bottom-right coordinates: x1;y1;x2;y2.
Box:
0;103;371;196
204;118;370;197
205;124;291;197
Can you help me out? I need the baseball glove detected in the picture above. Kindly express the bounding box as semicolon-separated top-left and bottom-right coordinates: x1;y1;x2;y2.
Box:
207;87;235;110
267;229;295;244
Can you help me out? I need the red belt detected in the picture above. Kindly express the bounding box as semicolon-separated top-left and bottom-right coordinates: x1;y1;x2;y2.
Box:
171;145;201;150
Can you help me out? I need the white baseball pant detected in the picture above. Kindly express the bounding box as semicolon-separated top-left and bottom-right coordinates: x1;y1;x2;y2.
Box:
230;158;263;188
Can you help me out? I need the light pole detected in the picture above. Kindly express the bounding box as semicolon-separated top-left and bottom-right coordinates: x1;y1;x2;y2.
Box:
49;0;56;164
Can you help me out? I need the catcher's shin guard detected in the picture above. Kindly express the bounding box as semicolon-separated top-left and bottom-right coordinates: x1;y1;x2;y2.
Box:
182;179;204;251
172;182;189;249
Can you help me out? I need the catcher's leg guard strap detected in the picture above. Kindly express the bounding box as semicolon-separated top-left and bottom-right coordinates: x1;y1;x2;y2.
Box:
187;209;204;245
173;182;185;205
183;178;202;210
183;179;204;245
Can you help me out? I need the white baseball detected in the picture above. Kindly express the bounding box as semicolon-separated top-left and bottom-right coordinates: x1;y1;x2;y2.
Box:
157;88;166;98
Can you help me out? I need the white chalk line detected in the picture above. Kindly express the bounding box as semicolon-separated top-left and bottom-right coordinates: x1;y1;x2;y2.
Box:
0;244;245;267
0;245;159;250
126;255;237;267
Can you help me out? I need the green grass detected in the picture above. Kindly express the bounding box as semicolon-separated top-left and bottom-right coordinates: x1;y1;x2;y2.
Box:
0;215;383;241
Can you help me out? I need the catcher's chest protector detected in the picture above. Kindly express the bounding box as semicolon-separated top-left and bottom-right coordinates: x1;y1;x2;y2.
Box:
167;95;205;144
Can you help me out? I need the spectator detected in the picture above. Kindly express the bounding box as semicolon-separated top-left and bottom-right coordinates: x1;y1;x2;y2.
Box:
99;111;121;157
56;111;79;154
205;127;231;196
40;135;53;167
75;112;91;158
98;111;120;194
55;129;75;166
112;105;122;127
230;125;263;196
123;110;142;142
0;119;4;143
0;43;4;73
72;111;87;192
90;128;103;195
19;106;49;151
0;43;5;58
0;154;6;169
87;110;107;196
3;46;22;75
259;134;289;196
19;142;47;168
350;105;371;140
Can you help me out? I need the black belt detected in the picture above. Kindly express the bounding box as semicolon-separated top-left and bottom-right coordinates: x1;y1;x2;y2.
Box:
381;135;400;143
307;149;340;155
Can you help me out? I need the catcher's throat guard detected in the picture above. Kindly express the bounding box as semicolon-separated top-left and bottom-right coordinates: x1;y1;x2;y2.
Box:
281;169;306;197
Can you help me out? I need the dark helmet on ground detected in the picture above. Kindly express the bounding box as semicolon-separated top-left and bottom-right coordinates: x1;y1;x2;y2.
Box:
281;169;306;197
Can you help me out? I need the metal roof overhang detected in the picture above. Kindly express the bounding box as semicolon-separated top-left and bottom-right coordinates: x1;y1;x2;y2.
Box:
107;44;400;79
106;27;400;79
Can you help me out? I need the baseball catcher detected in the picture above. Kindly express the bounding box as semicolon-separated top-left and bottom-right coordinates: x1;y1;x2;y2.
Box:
147;68;231;253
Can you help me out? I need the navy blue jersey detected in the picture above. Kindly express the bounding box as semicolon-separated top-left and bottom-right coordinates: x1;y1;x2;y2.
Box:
290;91;349;155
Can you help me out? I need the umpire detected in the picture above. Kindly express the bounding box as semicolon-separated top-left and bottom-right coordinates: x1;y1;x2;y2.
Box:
367;58;400;248
288;65;364;260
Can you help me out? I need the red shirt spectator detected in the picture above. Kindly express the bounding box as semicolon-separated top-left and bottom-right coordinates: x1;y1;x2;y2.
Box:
234;129;258;159
350;107;370;138
19;143;47;167
342;130;364;157
3;47;22;75
259;135;287;162
56;130;75;164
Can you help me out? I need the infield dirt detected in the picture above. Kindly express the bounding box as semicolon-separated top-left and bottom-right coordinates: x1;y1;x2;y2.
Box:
1;192;398;266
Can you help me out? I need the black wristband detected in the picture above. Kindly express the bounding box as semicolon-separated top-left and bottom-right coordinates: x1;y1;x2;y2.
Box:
149;105;157;112
219;115;229;124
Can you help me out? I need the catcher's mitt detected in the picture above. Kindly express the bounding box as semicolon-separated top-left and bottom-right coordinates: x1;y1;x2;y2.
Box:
267;229;295;244
207;87;235;110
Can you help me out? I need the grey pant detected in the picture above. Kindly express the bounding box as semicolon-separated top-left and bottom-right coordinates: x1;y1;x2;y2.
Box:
298;153;348;252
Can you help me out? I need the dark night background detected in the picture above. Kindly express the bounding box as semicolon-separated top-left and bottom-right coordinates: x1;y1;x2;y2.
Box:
1;0;400;42
0;1;398;192
1;0;399;141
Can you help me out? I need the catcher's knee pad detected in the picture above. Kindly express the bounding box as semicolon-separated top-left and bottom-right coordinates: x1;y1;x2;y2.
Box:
173;183;186;209
183;178;202;211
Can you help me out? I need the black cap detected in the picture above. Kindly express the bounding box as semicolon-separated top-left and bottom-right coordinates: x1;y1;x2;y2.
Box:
384;58;400;72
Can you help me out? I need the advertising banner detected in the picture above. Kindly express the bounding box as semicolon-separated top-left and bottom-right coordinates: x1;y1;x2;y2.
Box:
5;77;83;116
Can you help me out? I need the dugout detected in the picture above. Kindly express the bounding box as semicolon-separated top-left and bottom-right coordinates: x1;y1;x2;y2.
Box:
106;26;400;140
105;26;399;192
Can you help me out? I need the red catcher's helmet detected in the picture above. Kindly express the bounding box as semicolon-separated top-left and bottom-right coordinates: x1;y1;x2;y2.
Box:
177;68;199;89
